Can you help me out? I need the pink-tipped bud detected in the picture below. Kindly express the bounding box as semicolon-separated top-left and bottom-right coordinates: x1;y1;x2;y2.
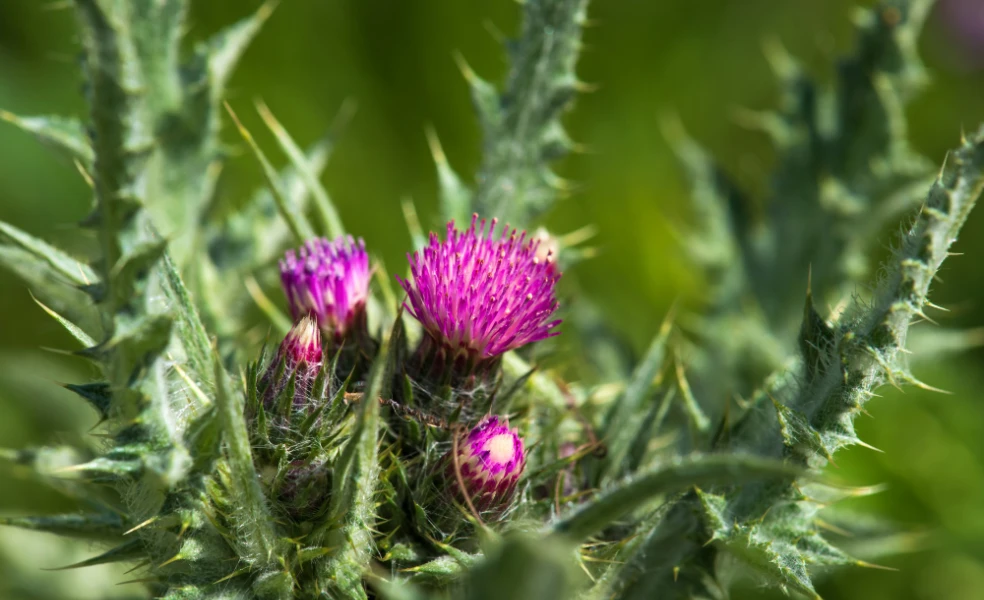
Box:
262;316;323;409
448;416;526;510
280;316;323;367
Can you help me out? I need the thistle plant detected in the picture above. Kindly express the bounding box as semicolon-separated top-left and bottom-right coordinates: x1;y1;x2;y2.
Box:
1;1;982;599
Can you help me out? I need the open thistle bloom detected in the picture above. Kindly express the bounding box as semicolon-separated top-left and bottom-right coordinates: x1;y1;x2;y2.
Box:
397;215;561;375
280;236;371;342
448;416;526;510
261;316;323;409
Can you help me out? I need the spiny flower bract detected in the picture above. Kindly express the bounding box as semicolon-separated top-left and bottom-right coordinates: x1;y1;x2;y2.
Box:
397;215;562;361
449;415;526;509
280;235;371;341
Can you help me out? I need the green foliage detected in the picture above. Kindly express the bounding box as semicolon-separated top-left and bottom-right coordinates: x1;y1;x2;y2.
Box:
0;0;982;599
439;0;589;226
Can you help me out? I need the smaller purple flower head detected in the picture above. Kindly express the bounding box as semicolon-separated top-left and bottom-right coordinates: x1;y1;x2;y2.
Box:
280;236;371;342
397;215;561;362
449;416;526;509
261;316;323;409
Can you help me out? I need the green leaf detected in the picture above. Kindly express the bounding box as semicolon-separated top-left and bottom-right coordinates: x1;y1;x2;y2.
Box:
31;293;97;348
426;126;472;225
208;0;277;95
599;314;672;481
213;350;282;567
318;317;394;598
715;527;820;600
107;239;168;313
226;103;315;243
61;382;113;419
91;314;173;389
0;513;123;541
0;220;98;287
464;535;578;600
0;111;94;167
798;283;835;383
161;252;213;381
472;0;589;225
43;538;146;571
257;100;348;239
551;454;800;542
772;397;833;462
0;246;101;337
405;556;467;585
75;0;153;279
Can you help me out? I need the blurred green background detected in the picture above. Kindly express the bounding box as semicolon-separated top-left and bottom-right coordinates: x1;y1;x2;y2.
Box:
2;1;984;598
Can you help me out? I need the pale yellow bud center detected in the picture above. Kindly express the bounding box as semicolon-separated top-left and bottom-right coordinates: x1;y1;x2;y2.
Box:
486;433;516;465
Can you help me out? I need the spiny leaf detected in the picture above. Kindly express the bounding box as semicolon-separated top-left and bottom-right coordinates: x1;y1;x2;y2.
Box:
404;555;467;584
799;284;835;382
90;314;173;387
464;535;578;600
0;111;94;167
75;0;153;279
107;238;168;312
0;513;124;541
473;0;589;225
599;313;672;481
43;538;145;571
660;113;747;307
31;293;97;348
0;246;101;336
715;527;819;600
318;316;394;598
208;0;277;95
551;454;801;542
772;397;833;462
62;382;113;419
0;220;98;286
213;350;281;567
161;252;213;381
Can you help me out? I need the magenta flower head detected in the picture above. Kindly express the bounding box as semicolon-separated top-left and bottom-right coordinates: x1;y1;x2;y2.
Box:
448;416;526;510
280;236;371;343
261;316;323;409
397;215;561;377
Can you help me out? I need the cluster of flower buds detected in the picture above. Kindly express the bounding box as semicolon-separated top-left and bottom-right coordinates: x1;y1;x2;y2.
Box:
264;216;559;511
263;236;372;412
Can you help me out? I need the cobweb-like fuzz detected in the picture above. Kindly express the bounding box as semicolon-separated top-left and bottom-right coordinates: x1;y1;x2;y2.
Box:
397;215;562;361
280;236;371;341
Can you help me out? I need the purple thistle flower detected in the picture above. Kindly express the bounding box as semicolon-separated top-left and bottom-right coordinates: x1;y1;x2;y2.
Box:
261;316;323;409
280;236;371;342
448;416;526;509
397;215;562;364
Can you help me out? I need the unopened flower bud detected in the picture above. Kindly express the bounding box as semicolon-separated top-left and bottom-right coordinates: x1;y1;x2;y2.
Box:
261;316;323;409
447;416;526;510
